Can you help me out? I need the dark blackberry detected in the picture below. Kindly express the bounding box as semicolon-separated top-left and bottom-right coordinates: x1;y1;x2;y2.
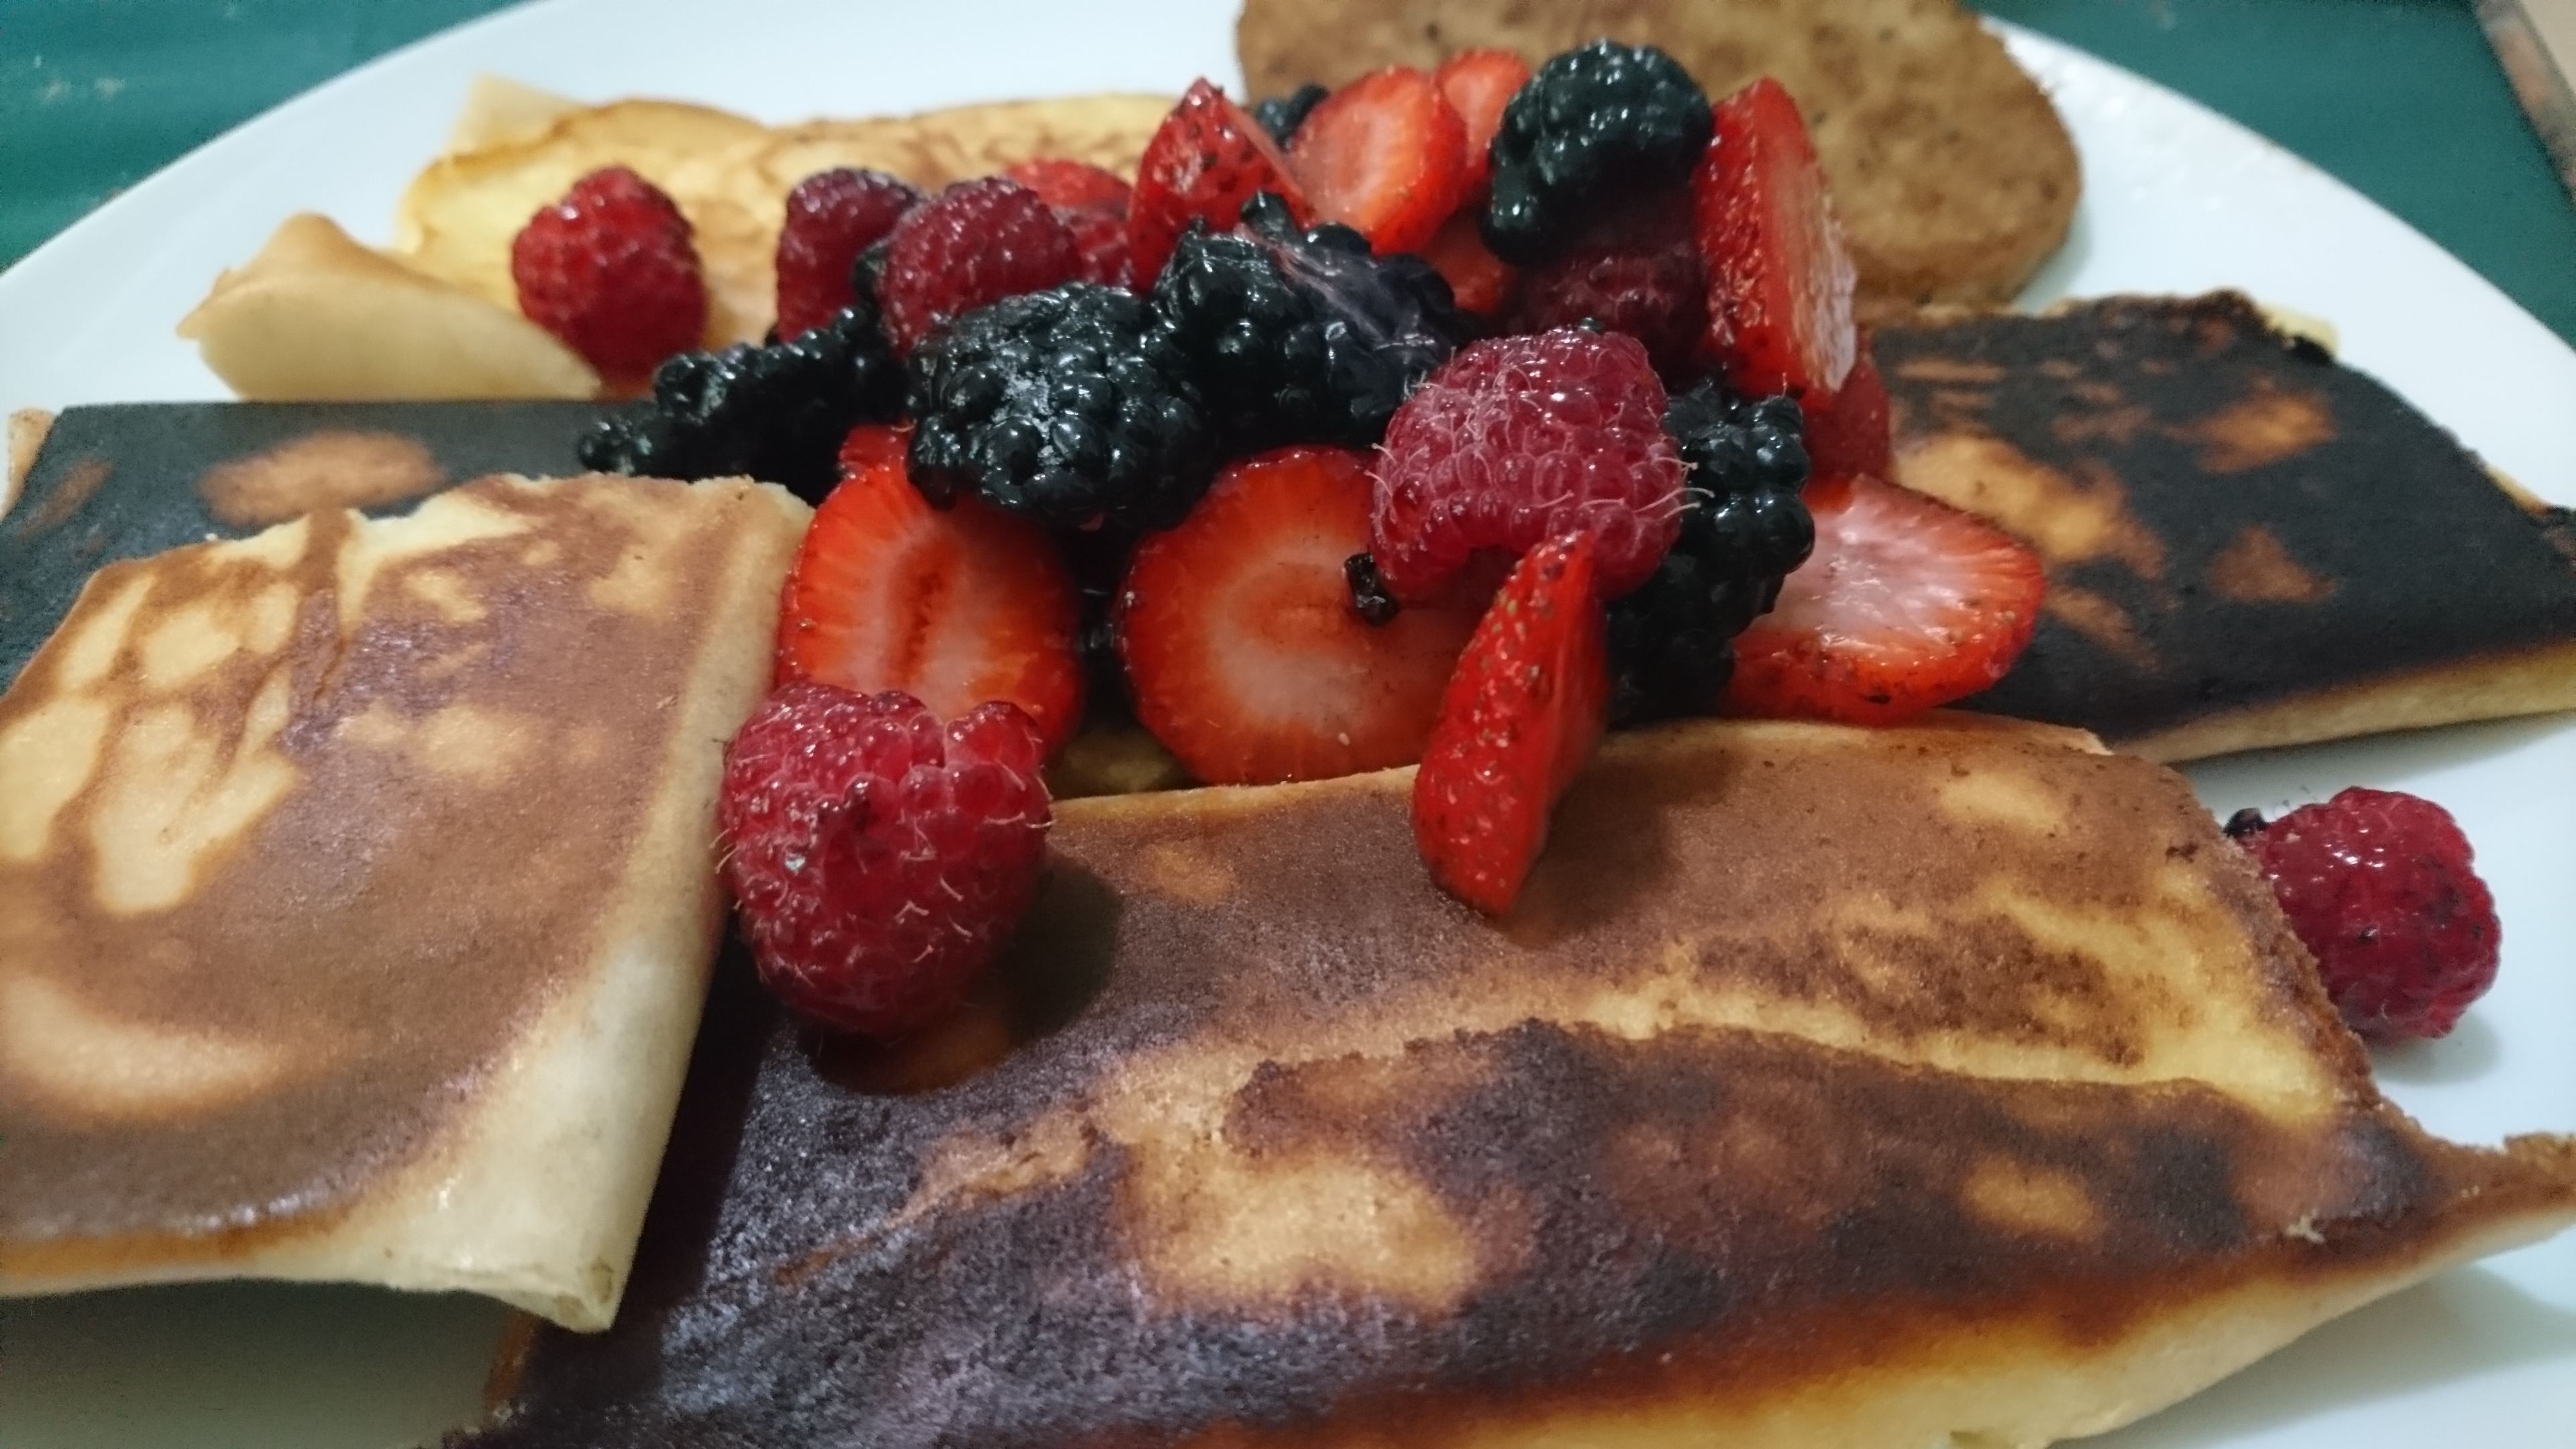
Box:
908;282;1216;535
1150;191;1464;453
576;299;902;504
1482;40;1713;266
1344;551;1400;626
1605;384;1812;724
1252;83;1330;145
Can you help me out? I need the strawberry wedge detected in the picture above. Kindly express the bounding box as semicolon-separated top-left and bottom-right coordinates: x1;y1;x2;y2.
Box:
1411;531;1609;915
1129;79;1310;288
1695;76;1858;399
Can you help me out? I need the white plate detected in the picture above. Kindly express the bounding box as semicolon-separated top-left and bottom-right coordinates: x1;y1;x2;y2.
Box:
2;3;2571;1445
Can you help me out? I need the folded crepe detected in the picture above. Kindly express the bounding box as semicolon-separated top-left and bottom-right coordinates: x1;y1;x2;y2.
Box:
0;470;808;1330
448;716;2576;1445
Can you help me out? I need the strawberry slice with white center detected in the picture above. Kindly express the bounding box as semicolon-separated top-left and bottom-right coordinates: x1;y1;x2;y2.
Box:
1287;65;1472;256
773;425;1084;753
1724;474;2045;725
1694;75;1858;400
1116;445;1479;786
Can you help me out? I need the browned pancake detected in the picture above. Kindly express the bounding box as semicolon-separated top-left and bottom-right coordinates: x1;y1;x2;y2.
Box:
445;718;2576;1446
1236;0;2080;319
1881;292;2576;760
0;470;808;1328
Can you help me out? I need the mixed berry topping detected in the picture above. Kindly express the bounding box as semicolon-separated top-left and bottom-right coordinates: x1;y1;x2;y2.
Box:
1003;158;1135;287
1482;41;1714;266
1509;192;1706;377
2226;790;2502;1042
1128;78;1309;288
906;282;1215;535
576;299;902;503
1152;191;1462;454
773;167;923;343
1287;66;1473;256
1251;83;1331;146
717;683;1052;1038
511;166;708;390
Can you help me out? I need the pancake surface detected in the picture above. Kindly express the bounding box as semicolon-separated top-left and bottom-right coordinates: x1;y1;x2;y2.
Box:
1882;292;2576;759
449;718;2576;1446
0;470;808;1328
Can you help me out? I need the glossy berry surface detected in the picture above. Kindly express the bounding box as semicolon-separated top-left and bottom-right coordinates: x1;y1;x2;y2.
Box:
511;165;707;390
877;178;1085;356
2227;788;2502;1041
717;684;1053;1038
1482;40;1713;266
1371;327;1684;606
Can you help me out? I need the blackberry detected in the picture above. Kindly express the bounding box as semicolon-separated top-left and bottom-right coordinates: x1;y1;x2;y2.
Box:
576;299;902;504
1252;83;1330;145
908;282;1216;535
1605;384;1812;724
1483;41;1713;266
1150;191;1464;453
1344;551;1400;626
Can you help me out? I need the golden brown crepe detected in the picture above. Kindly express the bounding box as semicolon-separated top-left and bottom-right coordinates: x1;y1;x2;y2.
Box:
449;717;2576;1444
0;472;809;1330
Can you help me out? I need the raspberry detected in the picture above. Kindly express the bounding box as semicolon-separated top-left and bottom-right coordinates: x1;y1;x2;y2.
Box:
510;166;707;390
773;168;924;343
1508;195;1707;377
876;178;1085;356
2226;788;2502;1042
1369;327;1685;605
718;683;1052;1038
1003;158;1134;287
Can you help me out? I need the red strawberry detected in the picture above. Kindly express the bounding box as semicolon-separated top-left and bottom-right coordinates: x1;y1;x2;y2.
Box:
1694;76;1858;399
774;427;1084;752
1411;531;1608;914
718;682;1051;1037
1724;474;2043;725
1286;66;1472;256
1417;210;1517;315
1433;48;1533;195
875;177;1083;356
510;165;706;390
1003;158;1133;287
1371;327;1685;606
1801;341;1893;479
1129;78;1311;287
1117;445;1479;786
773;167;922;342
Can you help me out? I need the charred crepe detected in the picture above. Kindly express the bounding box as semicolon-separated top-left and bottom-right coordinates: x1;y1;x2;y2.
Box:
0;465;808;1330
446;718;2576;1446
1236;0;2080;319
1880;292;2576;761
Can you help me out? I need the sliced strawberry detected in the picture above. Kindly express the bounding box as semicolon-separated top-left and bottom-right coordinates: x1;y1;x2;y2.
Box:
775;429;1084;751
1800;341;1892;480
1288;66;1472;256
1003;158;1132;287
1116;445;1479;786
1129;79;1310;288
1411;532;1608;915
1724;474;2043;726
1432;48;1532;194
1694;76;1858;400
1417;210;1518;315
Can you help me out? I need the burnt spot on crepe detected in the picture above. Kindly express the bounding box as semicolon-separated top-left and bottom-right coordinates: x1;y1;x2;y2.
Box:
445;721;2576;1448
1877;292;2576;747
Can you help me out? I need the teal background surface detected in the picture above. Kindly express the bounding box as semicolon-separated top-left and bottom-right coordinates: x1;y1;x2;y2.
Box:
2;0;2571;345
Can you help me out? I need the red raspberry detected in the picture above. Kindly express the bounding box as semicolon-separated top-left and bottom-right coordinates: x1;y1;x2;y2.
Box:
876;178;1084;356
510;165;706;390
773;167;923;342
1370;327;1685;606
1003;158;1133;288
1509;197;1708;378
2226;788;2502;1042
717;683;1053;1038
